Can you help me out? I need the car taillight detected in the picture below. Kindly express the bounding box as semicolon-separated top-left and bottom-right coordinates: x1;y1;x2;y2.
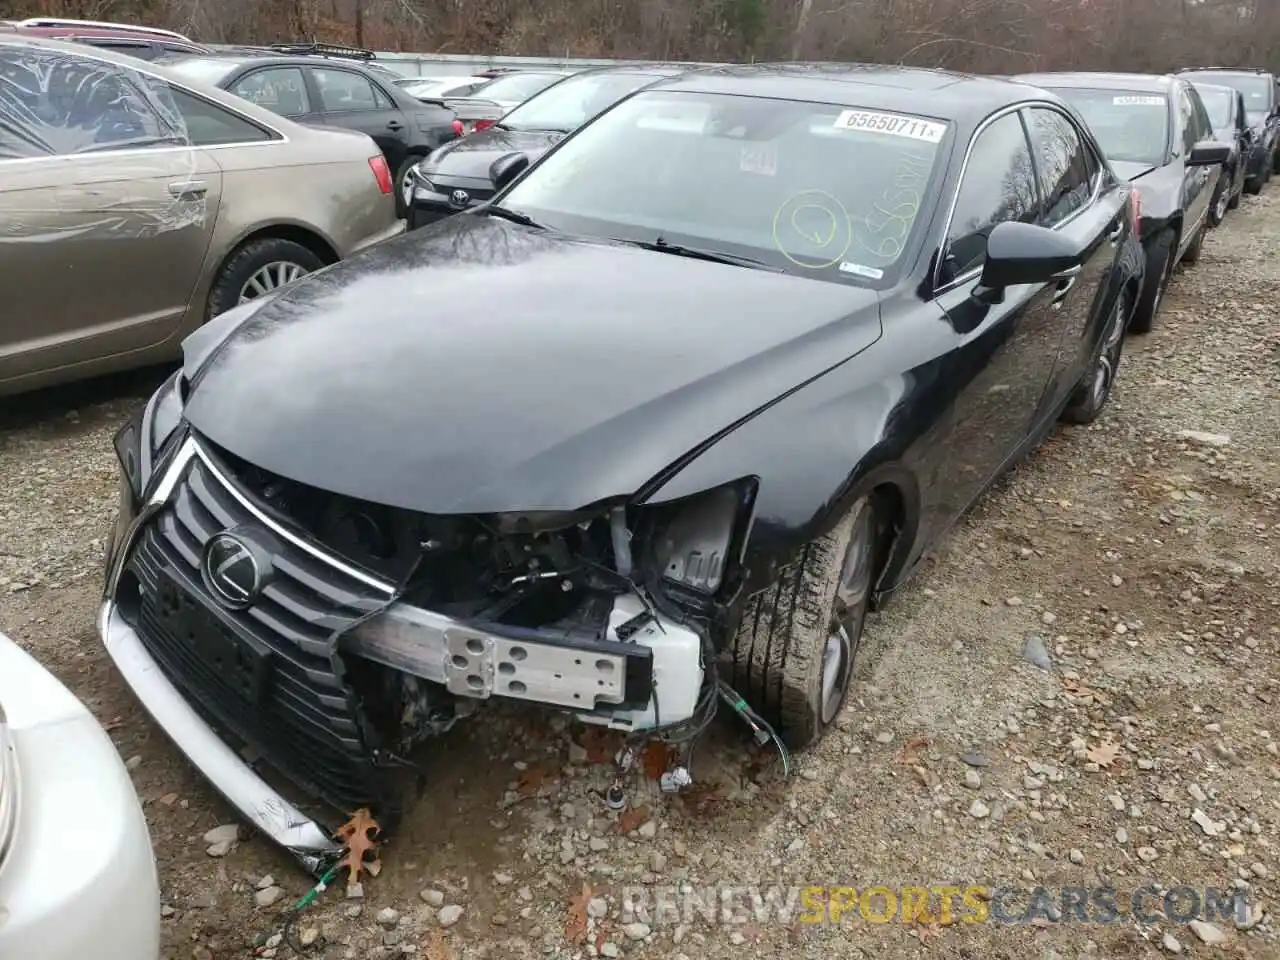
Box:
474;119;495;132
368;155;393;195
451;119;465;137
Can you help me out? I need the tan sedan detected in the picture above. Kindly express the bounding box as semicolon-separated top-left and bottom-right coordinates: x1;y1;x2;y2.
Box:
0;35;404;396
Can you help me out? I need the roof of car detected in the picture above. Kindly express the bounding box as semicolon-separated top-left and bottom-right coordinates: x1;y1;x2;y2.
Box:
156;51;382;72
1014;71;1178;92
1178;66;1275;77
649;63;1053;119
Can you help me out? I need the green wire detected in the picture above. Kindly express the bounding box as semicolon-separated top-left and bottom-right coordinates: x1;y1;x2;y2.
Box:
294;862;343;912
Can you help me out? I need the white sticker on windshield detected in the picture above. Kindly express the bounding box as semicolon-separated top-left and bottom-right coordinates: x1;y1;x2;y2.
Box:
839;261;885;279
832;110;947;143
740;143;777;175
1113;95;1165;106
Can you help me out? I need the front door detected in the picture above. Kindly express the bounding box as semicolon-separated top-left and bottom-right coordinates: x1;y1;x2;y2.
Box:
927;109;1065;524
1177;83;1215;251
1022;105;1128;414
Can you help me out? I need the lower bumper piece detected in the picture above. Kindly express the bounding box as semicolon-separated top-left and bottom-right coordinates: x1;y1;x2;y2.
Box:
97;600;339;873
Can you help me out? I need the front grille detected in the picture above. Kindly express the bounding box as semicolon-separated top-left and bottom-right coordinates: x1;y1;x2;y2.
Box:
122;448;395;816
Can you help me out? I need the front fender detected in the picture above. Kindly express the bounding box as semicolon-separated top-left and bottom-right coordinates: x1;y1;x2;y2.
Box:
641;351;924;599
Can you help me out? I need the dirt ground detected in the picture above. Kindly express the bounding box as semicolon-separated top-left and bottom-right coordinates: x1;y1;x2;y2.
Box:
2;191;1278;960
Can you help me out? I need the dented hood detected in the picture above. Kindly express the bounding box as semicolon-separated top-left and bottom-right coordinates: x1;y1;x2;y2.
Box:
183;215;883;515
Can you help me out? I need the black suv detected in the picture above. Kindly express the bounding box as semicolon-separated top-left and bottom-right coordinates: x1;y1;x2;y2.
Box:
1177;67;1280;194
158;44;460;215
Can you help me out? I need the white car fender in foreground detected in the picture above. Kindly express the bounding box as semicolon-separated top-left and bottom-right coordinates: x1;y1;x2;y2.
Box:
0;632;160;960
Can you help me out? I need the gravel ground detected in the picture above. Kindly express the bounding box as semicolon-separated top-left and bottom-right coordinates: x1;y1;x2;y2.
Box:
2;193;1278;960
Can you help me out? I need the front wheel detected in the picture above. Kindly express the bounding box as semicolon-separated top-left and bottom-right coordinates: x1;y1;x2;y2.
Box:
1181;222;1205;265
1062;291;1128;425
1129;230;1173;334
395;155;422;219
1209;178;1230;227
726;497;880;750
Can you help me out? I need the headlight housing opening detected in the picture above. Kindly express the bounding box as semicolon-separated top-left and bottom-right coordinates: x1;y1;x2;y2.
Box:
637;478;757;599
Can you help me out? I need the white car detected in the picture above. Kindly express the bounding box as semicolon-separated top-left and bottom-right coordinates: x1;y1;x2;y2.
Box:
0;631;160;959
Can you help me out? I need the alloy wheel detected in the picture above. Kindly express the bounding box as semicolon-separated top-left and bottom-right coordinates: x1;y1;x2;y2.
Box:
820;500;875;724
237;261;307;304
1150;252;1170;321
401;167;416;209
1215;186;1229;222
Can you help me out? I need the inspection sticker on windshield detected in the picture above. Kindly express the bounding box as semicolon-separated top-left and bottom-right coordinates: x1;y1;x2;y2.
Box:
1113;95;1165;106
740;143;778;175
832;109;946;143
839;261;885;279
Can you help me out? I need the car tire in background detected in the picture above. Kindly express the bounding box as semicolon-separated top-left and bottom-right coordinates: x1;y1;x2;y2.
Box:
1129;229;1175;334
1229;177;1243;210
206;238;325;320
395;155;424;220
726;495;883;750
1208;178;1230;227
1061;291;1129;425
1181;222;1205;266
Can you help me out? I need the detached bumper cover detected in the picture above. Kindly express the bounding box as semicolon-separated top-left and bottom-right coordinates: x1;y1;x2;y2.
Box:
97;601;340;871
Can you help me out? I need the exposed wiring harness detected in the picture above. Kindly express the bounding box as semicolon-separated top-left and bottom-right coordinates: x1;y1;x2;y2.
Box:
260;860;343;955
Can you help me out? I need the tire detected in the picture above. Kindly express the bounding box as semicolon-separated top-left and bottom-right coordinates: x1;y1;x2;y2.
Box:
1228;178;1243;210
726;496;880;750
206;238;324;320
1181;222;1205;266
1208;178;1229;227
395;155;423;219
1128;230;1173;334
1061;290;1129;425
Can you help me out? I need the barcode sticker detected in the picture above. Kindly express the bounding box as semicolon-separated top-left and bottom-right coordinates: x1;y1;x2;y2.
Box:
1113;95;1165;106
832;110;947;143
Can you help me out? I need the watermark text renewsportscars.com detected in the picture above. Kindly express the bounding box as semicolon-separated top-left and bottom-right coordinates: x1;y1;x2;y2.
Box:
618;884;1254;927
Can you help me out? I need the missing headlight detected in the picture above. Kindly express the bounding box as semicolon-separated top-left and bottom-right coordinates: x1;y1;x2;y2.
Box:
647;480;755;595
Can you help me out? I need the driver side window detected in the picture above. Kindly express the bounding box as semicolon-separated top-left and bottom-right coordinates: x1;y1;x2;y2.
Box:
1177;88;1197;155
941;111;1039;284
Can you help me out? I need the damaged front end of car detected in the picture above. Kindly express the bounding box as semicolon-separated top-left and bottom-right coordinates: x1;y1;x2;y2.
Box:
99;363;758;872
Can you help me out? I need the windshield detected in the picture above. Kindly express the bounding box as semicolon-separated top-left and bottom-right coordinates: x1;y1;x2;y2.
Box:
1050;88;1169;165
156;56;239;88
471;72;565;102
501;71;667;132
500;90;950;286
1194;85;1236;128
1189;72;1272;116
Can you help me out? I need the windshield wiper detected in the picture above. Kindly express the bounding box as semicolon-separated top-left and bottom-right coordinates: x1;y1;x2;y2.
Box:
482;205;546;229
617;236;784;272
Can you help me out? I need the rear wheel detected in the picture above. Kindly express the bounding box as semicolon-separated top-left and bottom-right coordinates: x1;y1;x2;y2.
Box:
1062;291;1128;425
1129;230;1173;334
727;496;880;750
206;238;324;320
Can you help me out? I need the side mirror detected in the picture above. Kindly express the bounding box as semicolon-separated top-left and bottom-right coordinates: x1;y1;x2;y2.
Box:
1188;140;1232;166
490;152;530;192
977;220;1082;291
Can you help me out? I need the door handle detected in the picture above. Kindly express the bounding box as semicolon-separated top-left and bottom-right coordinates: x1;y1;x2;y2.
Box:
1107;224;1124;243
386;120;404;131
168;180;207;198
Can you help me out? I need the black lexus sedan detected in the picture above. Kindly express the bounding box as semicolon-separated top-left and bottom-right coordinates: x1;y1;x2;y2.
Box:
1015;72;1229;333
1186;81;1250;224
100;65;1144;870
1177;67;1280;194
157;50;461;216
405;63;684;227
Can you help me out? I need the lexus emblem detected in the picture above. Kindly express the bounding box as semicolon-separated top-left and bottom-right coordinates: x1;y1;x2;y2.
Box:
449;188;470;207
202;532;265;609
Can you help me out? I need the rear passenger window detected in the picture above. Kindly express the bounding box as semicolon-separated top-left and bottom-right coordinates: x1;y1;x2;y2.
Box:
1025;108;1094;228
168;88;272;145
232;68;311;117
941;112;1039;283
313;68;382;112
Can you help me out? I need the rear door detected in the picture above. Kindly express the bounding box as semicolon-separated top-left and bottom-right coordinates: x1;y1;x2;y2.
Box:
226;66;321;126
0;47;220;385
930;109;1064;517
308;65;410;169
1022;104;1127;414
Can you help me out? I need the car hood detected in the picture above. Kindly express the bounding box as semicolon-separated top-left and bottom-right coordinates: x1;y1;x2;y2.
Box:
1111;159;1158;181
182;216;884;515
421;127;563;182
